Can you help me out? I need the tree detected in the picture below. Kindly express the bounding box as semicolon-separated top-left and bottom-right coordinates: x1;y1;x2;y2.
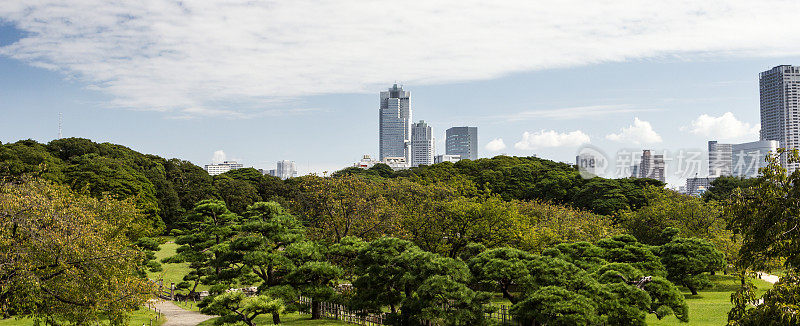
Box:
468;247;534;304
291;175;394;243
289;261;343;320
351;237;491;326
726;149;800;269
703;176;757;203
0;179;153;324
166;200;239;296
510;286;600;326
659;237;725;295
200;291;284;326
229;201;307;324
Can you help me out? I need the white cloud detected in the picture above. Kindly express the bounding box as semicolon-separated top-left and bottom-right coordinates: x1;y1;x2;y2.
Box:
501;105;660;121
485;138;507;151
514;130;590;150
606;117;662;144
2;1;800;116
212;150;226;163
686;112;759;139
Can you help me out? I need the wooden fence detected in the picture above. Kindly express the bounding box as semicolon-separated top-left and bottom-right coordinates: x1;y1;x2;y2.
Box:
297;296;518;325
297;296;386;326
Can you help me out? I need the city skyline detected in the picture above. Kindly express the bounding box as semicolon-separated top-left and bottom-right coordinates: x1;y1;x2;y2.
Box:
3;2;800;185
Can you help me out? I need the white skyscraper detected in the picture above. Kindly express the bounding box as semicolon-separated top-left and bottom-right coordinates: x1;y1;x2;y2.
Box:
379;84;411;161
411;120;434;167
266;160;297;180
760;65;800;172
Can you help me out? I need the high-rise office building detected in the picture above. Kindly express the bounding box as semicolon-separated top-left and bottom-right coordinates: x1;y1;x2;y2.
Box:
760;65;800;172
732;140;779;178
204;161;244;176
379;84;411;161
267;160;297;180
635;150;665;182
445;127;478;161
410;120;434;167
708;141;733;177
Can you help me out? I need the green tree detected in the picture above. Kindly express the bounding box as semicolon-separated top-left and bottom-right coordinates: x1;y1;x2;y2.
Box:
229;201;307;324
351;237;490;326
726;149;800;269
468;247;534;304
166;200;239;296
200;291;284;326
289;261;343;320
658;237;725;295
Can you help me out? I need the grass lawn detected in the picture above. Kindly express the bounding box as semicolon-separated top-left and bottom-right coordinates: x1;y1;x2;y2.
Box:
197;313;349;326
148;241;211;293
0;308;165;326
646;274;773;326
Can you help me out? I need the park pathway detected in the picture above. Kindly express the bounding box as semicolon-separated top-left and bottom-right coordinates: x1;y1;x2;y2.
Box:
151;300;214;326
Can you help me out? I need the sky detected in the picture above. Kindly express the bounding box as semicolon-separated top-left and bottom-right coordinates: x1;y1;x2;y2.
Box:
2;1;800;186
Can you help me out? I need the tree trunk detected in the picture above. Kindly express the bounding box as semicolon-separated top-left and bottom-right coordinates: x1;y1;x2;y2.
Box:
501;283;517;304
688;285;698;295
272;311;281;324
311;300;321;319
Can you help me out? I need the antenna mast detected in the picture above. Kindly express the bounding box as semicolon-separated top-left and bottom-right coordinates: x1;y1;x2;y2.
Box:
58;112;63;139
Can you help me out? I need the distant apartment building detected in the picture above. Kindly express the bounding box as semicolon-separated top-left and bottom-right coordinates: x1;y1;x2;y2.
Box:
383;157;410;171
708;141;733;177
434;154;461;164
353;154;411;171
633;150;665;182
379;84;411;161
685;176;716;197
445;127;478;161
410;120;434;167
204;161;244;176
760;65;800;172
354;154;379;169
267;160;297;180
732;140;779;178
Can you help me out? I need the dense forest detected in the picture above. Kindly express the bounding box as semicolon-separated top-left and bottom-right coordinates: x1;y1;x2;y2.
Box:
1;137;791;325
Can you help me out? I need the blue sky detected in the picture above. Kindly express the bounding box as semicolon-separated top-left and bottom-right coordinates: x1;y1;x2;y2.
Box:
2;1;800;186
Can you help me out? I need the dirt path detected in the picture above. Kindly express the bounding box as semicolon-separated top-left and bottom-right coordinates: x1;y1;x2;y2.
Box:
151;300;215;326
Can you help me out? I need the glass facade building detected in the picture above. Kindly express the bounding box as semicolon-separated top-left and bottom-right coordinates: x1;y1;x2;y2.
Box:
445;127;478;161
760;65;800;172
379;84;411;161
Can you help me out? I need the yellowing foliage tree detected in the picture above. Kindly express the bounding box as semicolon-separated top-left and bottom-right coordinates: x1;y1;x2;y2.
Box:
0;179;154;324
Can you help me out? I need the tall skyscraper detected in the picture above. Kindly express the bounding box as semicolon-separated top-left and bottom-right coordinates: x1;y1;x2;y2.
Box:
732;140;779;178
708;141;732;177
379;84;411;161
760;65;800;172
636;150;665;182
268;160;297;180
410;120;434;167
445;127;478;161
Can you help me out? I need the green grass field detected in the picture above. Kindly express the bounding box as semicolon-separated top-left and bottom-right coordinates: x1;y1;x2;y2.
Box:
0;308;165;326
196;313;349;326
646;274;773;326
148;241;213;293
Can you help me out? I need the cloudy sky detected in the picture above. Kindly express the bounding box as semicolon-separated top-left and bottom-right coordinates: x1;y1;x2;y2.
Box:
2;0;800;186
